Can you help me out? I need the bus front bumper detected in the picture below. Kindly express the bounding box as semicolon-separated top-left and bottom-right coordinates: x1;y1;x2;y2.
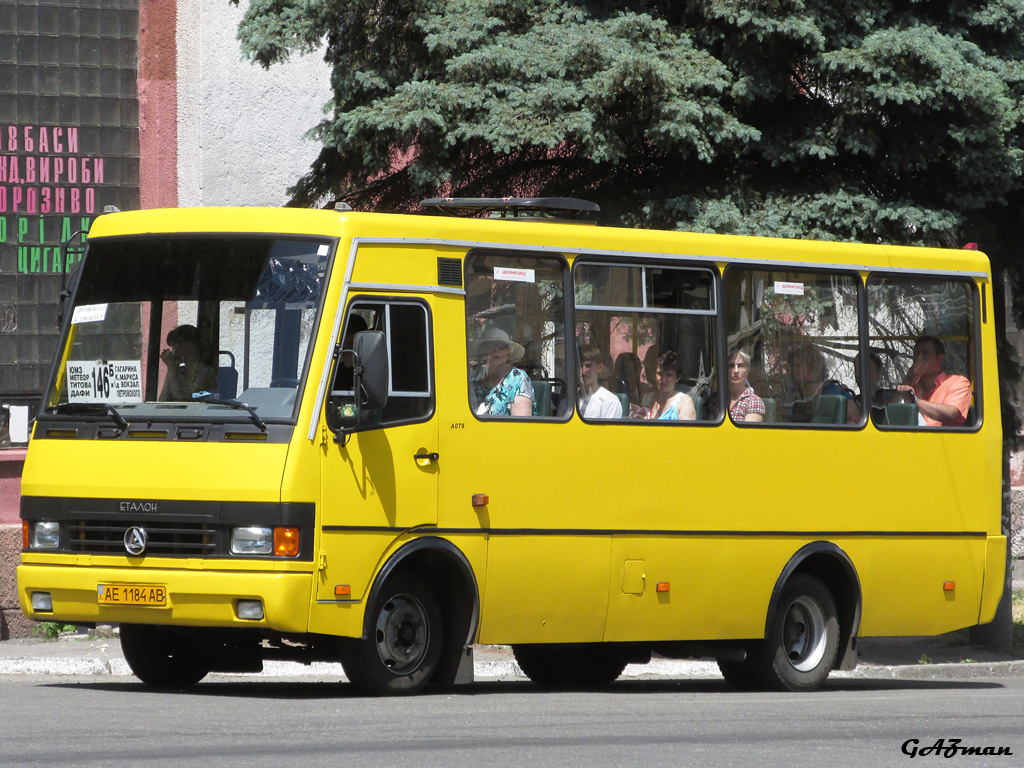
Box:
17;563;313;634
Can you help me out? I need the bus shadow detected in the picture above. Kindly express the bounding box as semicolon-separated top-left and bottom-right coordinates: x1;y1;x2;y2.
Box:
42;675;1005;700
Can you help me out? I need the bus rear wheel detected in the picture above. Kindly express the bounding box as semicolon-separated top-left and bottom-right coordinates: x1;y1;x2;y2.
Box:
340;572;443;695
119;624;211;689
512;644;628;689
753;574;840;692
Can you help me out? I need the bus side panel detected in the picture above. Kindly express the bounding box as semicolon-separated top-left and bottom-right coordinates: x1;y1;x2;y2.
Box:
477;535;610;644
603;536;777;642
849;537;987;637
602;535;987;643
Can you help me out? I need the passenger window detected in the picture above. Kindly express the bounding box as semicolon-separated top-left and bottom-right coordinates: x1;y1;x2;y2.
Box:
866;276;977;429
574;262;718;422
724;268;860;426
328;300;432;428
465;251;568;419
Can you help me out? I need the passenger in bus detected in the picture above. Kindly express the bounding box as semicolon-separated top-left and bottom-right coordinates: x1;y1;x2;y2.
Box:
470;327;537;417
159;324;217;401
578;344;623;419
896;335;971;427
786;342;848;422
727;349;765;423
846;350;886;424
640;345;660;408
645;350;697;421
613;352;647;418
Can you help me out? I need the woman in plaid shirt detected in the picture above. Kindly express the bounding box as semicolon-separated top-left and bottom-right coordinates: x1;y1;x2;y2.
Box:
728;349;766;423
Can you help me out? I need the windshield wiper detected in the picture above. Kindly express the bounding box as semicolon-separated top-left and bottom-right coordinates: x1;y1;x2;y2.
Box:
51;402;129;431
191;392;267;431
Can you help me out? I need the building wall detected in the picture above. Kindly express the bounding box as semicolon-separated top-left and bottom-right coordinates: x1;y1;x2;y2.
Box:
178;0;329;207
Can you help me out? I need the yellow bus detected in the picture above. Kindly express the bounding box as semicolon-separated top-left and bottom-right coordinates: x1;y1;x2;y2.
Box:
17;198;1004;693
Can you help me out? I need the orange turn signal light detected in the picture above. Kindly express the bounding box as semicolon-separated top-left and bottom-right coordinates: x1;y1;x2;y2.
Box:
472;494;489;507
943;581;956;592
335;585;351;597
22;520;29;549
274;527;299;557
656;582;670;593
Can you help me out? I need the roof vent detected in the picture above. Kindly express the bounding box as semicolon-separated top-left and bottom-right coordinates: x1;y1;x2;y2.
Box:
420;197;599;222
333;201;353;212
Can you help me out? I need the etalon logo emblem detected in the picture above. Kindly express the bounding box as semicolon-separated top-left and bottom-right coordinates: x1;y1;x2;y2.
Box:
123;526;148;556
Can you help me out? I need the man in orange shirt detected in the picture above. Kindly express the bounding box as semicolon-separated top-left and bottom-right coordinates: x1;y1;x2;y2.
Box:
896;336;972;427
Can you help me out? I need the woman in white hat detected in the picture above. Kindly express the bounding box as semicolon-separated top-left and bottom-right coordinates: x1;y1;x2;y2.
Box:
471;327;537;417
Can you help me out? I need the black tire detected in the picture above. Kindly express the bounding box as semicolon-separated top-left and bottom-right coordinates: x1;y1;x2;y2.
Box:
752;574;840;692
119;624;211;689
340;572;443;695
512;644;628;689
716;658;761;691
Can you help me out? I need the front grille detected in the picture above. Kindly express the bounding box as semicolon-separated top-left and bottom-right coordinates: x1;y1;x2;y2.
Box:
67;519;217;556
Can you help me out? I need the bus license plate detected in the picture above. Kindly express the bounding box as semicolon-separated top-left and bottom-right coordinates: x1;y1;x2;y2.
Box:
97;584;167;606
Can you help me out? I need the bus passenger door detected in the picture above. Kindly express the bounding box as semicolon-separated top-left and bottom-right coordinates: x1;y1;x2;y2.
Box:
316;299;438;605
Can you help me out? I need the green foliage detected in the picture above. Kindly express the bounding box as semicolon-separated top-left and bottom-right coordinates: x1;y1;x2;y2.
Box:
235;1;1023;237
34;622;77;639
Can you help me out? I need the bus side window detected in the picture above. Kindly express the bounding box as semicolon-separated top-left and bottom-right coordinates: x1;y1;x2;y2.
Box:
866;276;977;430
329;301;432;430
465;251;569;420
723;267;861;427
574;261;719;422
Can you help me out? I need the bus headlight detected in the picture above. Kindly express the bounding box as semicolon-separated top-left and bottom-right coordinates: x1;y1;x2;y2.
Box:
31;522;60;550
230;526;273;555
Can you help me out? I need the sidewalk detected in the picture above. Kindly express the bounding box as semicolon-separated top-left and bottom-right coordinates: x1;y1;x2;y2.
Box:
0;632;1020;682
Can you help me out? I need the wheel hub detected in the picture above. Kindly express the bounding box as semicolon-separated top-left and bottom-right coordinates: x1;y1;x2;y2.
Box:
374;593;430;674
782;596;827;673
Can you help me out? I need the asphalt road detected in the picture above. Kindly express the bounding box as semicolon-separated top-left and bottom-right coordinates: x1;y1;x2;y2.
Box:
0;675;1021;767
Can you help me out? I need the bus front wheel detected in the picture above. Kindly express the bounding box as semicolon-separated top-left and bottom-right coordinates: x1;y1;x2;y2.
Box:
119;624;211;689
340;572;443;695
753;574;840;692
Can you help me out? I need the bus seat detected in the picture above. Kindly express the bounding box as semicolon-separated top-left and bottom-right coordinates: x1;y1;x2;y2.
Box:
532;380;551;417
762;398;776;423
615;392;630;417
217;351;238;400
691;393;703;421
812;395;847;425
885;403;918;426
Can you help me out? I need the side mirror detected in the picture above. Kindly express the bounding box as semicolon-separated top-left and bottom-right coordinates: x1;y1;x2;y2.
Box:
353;330;388;410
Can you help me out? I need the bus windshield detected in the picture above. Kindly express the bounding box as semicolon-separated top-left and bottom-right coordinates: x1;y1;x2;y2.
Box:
43;235;333;426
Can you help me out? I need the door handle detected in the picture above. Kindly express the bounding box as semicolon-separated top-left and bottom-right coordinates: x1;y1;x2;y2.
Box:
414;452;439;463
